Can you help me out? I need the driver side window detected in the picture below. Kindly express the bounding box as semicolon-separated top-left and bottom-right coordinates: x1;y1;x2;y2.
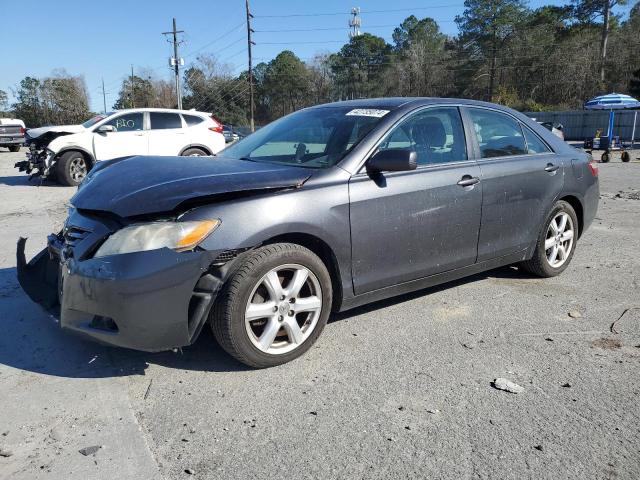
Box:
378;107;467;166
101;113;144;132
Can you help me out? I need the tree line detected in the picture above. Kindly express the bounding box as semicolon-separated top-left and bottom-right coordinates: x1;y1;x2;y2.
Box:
4;0;639;127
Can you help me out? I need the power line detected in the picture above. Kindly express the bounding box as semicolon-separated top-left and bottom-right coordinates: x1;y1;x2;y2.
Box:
253;4;465;18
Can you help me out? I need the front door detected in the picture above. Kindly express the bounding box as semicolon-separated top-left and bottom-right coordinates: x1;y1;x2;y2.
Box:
92;112;147;160
463;107;565;261
349;106;482;295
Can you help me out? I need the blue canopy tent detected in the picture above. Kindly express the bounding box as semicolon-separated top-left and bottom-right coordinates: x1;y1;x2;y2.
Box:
584;92;640;146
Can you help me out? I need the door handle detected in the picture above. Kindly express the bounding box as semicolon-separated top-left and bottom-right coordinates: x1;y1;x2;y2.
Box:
544;163;559;172
134;132;145;136
457;175;480;187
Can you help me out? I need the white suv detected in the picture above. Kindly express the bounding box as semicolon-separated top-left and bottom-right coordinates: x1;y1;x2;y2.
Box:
16;108;226;186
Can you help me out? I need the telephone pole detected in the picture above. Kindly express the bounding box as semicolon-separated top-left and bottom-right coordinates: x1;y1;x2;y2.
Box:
246;0;255;132
99;77;108;113
163;18;184;109
130;65;135;108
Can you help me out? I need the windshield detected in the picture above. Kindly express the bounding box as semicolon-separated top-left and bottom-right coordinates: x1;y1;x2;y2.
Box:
82;114;111;128
222;106;389;168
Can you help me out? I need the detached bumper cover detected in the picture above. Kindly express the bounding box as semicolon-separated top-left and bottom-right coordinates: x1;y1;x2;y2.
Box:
17;236;225;352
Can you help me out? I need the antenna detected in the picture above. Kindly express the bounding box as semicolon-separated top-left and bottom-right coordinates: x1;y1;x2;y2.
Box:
349;7;361;39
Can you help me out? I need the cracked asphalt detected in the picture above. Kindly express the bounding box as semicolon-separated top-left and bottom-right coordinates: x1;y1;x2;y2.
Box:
0;148;638;479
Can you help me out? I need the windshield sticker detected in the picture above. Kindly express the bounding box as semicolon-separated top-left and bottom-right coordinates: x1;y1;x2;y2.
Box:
345;108;389;118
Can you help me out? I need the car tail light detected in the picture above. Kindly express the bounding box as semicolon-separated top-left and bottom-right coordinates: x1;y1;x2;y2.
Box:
209;116;223;134
20;127;26;135
587;158;598;177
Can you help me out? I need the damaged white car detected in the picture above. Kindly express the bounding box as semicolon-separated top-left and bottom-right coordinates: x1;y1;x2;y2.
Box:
15;108;226;186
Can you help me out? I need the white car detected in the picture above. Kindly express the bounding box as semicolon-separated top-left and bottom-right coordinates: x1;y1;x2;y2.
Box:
16;108;226;186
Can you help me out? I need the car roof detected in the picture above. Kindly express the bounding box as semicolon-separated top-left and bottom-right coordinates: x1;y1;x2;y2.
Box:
309;97;518;112
110;108;211;116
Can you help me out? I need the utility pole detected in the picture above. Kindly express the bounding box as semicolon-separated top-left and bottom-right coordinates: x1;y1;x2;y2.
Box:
99;77;108;113
163;18;184;109
246;0;255;132
349;7;361;39
130;65;135;108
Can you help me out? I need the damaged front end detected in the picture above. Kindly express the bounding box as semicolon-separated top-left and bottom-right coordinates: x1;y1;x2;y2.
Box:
15;131;72;180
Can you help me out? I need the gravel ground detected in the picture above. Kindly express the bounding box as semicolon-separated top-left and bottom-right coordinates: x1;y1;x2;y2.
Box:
0;148;638;479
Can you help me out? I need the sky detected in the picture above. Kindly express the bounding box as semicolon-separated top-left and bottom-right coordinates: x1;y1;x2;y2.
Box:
1;0;635;113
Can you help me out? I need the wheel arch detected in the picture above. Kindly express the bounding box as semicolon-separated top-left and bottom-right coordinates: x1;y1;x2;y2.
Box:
179;144;212;156
262;232;343;312
559;194;584;238
56;147;96;169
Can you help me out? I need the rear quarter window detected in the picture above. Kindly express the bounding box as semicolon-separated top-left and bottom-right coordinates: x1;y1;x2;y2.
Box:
182;114;205;126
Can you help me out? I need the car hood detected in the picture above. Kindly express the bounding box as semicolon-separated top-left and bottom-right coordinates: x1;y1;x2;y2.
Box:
71;155;313;217
26;124;85;138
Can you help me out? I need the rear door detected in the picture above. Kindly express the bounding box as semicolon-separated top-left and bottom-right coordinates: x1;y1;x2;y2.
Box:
349;106;482;294
92;112;147;160
147;111;187;155
463;107;564;261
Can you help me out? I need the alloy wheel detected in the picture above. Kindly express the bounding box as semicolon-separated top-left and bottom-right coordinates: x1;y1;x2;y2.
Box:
244;264;322;355
69;157;87;183
544;212;574;268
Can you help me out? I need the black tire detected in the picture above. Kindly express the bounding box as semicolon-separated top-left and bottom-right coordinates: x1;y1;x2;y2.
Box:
55;151;88;186
181;147;208;157
621;151;630;163
600;152;610;163
211;243;332;368
8;145;20;152
520;200;579;278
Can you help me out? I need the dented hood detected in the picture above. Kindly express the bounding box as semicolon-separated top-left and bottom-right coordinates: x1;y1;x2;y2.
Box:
71;155;312;217
26;124;85;138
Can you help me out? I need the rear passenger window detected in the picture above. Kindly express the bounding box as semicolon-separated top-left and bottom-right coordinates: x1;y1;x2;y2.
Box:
378;107;467;165
468;108;527;158
150;112;182;130
182;114;204;126
522;126;551;154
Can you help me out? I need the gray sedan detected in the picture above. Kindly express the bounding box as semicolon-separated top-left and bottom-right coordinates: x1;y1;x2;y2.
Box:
18;98;599;368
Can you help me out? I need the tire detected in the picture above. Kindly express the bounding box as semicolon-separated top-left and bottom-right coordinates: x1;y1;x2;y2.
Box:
600;152;610;163
211;243;332;368
621;151;630;163
181;147;208;157
8;145;20;152
520;200;579;278
55;151;88;186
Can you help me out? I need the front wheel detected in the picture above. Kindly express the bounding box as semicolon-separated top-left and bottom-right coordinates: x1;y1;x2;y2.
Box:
520;200;578;277
8;145;21;152
56;151;88;186
621;151;630;163
211;243;332;368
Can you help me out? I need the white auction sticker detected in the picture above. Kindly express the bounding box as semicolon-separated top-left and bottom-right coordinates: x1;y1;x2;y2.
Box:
345;108;390;118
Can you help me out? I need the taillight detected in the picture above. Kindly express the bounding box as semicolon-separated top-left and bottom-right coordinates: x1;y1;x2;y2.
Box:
20;127;26;135
209;116;223;134
588;160;598;177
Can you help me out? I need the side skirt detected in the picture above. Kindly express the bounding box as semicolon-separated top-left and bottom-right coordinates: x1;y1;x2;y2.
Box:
339;249;528;312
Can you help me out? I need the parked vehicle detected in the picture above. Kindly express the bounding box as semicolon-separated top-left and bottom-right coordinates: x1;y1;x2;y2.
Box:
222;125;240;143
17;98;599;368
15;108;226;186
0;118;26;152
539;121;565;140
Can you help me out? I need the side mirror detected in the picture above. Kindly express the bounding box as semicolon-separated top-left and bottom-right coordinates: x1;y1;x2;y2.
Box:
96;125;115;133
367;149;417;173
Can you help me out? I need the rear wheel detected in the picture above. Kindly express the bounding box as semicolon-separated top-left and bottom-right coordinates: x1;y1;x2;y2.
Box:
621;151;630;163
56;151;88;186
521;200;578;277
8;145;20;152
600;152;610;163
211;243;332;368
181;147;208;157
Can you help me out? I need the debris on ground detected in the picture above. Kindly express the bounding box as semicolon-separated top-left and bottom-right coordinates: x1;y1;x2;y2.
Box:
0;448;14;457
144;379;153;400
534;445;544;451
184;468;195;475
492;378;525;394
562;383;571;388
426;409;440;414
568;310;583;319
78;445;102;456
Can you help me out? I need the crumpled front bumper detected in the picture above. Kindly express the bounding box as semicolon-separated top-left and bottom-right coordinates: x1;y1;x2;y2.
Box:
17;235;226;352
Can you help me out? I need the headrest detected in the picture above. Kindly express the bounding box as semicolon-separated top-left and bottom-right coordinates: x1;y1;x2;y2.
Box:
412;117;446;148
